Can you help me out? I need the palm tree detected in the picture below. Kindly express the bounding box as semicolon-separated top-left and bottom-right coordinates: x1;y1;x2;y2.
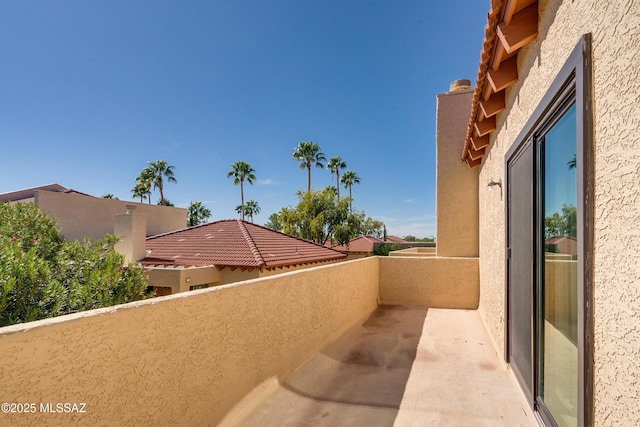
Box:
102;193;118;199
292;141;326;192
341;170;360;212
131;182;150;203
187;201;212;227
244;200;260;223
148;160;177;205
327;156;347;200
135;167;155;204
227;161;256;220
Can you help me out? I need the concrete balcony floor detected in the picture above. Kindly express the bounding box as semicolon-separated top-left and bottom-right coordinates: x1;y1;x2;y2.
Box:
226;306;537;427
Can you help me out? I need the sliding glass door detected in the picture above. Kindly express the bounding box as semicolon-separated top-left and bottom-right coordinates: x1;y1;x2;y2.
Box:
505;34;592;427
537;102;578;427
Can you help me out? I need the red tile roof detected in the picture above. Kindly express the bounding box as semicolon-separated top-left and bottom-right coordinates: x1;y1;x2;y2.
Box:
331;236;384;254
545;235;576;244
141;219;347;270
461;0;540;167
385;235;407;243
331;235;407;254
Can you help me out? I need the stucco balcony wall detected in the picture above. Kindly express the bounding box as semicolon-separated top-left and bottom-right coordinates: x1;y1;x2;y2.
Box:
0;256;480;426
379;256;479;309
388;247;437;257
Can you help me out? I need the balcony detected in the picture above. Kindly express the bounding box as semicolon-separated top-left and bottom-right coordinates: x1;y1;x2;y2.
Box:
0;256;535;426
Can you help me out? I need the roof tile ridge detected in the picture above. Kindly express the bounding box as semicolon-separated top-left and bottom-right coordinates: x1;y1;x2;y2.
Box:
242;220;346;256
237;220;266;267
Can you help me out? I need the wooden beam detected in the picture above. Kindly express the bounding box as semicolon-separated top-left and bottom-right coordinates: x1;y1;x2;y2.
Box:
466;156;482;168
471;134;491;151
480;90;506;117
469;146;486;161
487;55;518;92
474;116;497;136
497;3;539;54
502;0;518;25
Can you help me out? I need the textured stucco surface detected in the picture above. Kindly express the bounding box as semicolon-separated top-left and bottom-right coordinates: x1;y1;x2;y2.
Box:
35;190;187;241
379;257;479;309
113;212;147;264
146;265;222;292
435;89;479;257
145;259;343;293
0;258;379;426
477;0;640;424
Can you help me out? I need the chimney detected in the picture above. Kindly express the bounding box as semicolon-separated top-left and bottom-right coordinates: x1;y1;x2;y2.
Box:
114;206;147;264
449;79;472;92
435;80;479;257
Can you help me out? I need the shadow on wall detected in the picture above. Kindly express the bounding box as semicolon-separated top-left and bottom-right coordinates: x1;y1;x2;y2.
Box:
238;305;428;425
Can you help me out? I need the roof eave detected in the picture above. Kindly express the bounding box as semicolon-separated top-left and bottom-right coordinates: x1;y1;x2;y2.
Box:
461;0;539;167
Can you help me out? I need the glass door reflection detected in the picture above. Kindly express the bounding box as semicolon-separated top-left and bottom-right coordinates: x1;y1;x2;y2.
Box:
539;102;578;427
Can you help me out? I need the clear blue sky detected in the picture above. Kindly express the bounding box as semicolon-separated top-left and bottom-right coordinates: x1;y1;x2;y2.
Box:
1;1;488;238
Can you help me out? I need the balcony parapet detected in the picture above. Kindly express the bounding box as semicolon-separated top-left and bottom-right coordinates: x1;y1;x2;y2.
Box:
380;256;479;309
0;256;479;425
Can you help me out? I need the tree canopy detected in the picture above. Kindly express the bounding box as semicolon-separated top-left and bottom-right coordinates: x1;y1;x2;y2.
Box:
133;167;155;204
275;187;384;246
544;203;577;238
292;141;326;192
341;170;360;212
0;202;150;327
148;160;177;205
227;161;256;221
243;200;260;222
264;213;282;231
327;156;347;200
188;201;212;227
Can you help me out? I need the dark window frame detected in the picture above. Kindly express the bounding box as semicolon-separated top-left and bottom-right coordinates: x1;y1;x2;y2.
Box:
504;33;593;427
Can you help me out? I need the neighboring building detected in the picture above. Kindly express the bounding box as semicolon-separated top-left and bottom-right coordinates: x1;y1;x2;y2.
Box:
331;235;408;259
0;183;69;203
384;235;407;244
331;236;385;259
139;219;347;294
0;184;186;241
545;235;578;257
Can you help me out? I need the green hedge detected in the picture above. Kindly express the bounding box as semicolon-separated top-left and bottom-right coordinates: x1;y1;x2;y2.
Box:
0;202;151;327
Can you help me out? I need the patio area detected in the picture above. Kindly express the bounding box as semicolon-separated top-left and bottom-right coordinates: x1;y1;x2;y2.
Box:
222;306;537;426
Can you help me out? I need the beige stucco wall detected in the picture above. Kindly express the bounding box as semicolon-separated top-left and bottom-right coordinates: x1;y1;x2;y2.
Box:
255;259;344;278
34;190;186;241
389;247;436;257
344;253;369;260
146;260;346;294
0;258;379;426
114;213;147;264
477;1;640;423
379;257;479;309
146;265;222;293
545;260;578;343
435;88;479;257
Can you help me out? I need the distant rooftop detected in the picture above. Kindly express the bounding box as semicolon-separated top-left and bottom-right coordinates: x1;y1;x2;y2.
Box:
142;219;347;270
331;235;408;254
0;183;93;203
0;183;68;203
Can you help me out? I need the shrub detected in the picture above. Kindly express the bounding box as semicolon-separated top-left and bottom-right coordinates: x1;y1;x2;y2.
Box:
0;202;150;327
372;243;401;256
